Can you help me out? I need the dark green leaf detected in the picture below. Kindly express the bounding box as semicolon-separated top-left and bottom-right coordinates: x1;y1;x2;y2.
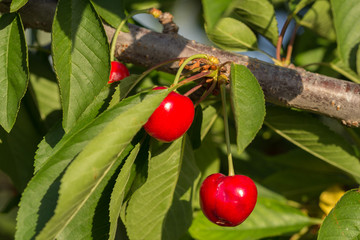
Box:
200;104;219;140
0;13;29;132
109;144;141;240
230;64;266;153
125;138;184;240
91;0;125;28
299;0;336;40
0;104;41;192
187;105;203;149
10;0;28;12
206;17;257;51
330;0;360;73
15;90;168;240
52;0;110;132
232;0;279;46
189;196;315;240
162;138;200;240
318;189;360;240
264;107;360;183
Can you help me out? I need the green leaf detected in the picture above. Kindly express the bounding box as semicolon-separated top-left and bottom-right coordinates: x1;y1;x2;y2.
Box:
200;104;219;140
230;64;266;154
202;0;233;30
0;13;29;132
108;143;141;240
330;0;360;73
232;0;279;46
299;0;336;41
125;138;184;240
0;104;41;192
36;89;168;239
206;17;257;51
91;0;125;28
15;90;168;240
10;0;28;12
52;0;110;132
289;0;314;14
189;196;315;240
162;138;200;240
264;107;360;183
187;105;203;149
318;189;360;240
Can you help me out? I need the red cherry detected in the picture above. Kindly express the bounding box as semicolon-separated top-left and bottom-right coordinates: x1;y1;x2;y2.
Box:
108;61;130;83
144;87;195;142
200;173;257;227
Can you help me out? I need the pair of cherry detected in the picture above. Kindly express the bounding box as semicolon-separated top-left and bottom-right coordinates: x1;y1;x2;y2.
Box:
109;61;257;227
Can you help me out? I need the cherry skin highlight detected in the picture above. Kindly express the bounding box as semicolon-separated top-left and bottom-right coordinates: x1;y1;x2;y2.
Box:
200;173;257;227
143;86;195;142
108;61;130;83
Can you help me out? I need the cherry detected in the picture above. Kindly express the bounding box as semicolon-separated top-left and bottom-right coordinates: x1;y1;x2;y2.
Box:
200;173;257;227
144;86;195;142
108;61;130;83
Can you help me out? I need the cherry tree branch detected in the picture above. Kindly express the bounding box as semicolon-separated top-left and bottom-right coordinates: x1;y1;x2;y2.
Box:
1;0;360;127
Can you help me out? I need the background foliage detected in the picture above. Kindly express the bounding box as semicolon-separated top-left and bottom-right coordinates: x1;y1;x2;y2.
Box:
0;0;359;239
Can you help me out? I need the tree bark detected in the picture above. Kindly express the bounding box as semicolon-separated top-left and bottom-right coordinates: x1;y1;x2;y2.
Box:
1;0;360;127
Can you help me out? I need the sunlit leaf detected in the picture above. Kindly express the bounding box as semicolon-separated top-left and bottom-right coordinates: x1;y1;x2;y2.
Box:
318;189;360;240
52;0;110;132
10;0;28;12
230;64;265;153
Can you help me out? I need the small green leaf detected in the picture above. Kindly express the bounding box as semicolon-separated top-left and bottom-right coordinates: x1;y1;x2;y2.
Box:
230;64;266;154
264;107;360;183
206;17;257;51
289;0;314;14
0;13;29;132
52;0;110;132
189;196;315;240
10;0;28;12
125;138;184;240
299;0;336;40
232;0;279;46
108;143;141;240
318;189;360;240
330;0;360;73
200;104;219;140
36;90;168;239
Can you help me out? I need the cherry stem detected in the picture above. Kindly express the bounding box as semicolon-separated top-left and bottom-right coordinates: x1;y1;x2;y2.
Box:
194;78;217;107
172;54;209;86
276;16;292;62
285;24;299;65
183;84;203;97
220;84;235;176
110;9;152;62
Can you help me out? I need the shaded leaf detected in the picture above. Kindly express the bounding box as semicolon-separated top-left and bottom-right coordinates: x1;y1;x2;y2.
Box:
125;138;184;240
108;144;141;240
52;0;110;132
298;0;336;40
264;107;360;183
0;13;29;132
162;138;200;240
189;196;315;240
91;0;125;28
0;104;41;192
230;64;265;153
232;0;279;46
187;105;203;149
330;0;360;73
206;17;257;51
318;189;360;240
